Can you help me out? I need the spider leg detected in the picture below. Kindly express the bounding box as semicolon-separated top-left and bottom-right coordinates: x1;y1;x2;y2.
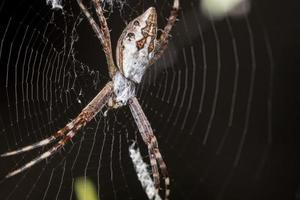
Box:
0;120;80;157
76;0;103;44
77;0;117;77
1;135;58;157
128;97;170;200
150;0;180;65
5;131;74;178
129;101;161;189
149;149;160;189
91;0;117;77
149;134;170;199
3;82;113;178
153;146;170;198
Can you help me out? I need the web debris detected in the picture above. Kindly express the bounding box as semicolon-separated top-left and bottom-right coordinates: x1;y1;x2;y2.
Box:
129;143;161;200
46;0;63;10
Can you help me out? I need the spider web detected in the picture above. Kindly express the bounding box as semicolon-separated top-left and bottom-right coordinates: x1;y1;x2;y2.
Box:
0;0;297;200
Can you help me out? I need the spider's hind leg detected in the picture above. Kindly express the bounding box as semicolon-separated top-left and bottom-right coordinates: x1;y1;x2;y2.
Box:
150;0;180;65
77;0;117;77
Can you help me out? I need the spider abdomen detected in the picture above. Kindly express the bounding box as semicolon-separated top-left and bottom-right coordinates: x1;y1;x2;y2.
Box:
116;7;157;84
122;44;154;83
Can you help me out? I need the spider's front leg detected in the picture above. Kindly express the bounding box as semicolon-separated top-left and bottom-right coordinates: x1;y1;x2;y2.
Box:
1;82;113;178
128;97;170;200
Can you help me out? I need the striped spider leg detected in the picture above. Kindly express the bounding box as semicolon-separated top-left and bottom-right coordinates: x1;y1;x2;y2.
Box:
1;82;113;178
77;0;117;77
129;97;170;199
150;0;180;65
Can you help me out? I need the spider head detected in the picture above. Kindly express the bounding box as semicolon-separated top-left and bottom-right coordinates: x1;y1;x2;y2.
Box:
116;7;157;83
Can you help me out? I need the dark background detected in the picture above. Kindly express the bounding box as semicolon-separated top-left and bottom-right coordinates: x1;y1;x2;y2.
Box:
0;0;298;200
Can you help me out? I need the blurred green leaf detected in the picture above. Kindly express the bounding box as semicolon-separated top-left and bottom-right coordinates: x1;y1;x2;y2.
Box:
75;177;98;200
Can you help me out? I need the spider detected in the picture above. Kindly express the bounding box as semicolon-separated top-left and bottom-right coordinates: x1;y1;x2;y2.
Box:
1;0;179;199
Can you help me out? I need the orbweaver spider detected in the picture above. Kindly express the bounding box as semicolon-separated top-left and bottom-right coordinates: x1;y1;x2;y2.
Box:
1;0;179;199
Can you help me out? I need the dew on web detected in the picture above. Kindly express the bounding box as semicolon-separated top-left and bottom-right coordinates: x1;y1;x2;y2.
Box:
0;0;281;200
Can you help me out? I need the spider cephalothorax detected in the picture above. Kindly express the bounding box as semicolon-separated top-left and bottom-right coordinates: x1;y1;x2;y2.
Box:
2;1;179;199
